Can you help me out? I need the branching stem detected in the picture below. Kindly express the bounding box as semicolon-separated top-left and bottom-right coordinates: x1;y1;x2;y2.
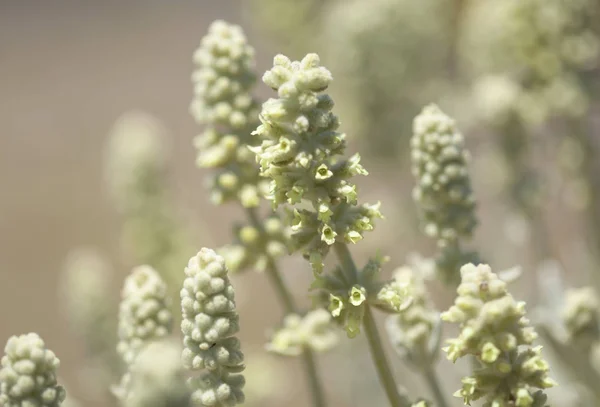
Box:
246;207;327;407
333;242;411;407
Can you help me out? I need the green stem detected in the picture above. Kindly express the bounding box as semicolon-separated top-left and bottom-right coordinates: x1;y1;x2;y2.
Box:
246;207;327;407
570;119;600;275
447;0;468;79
333;241;359;284
334;242;411;407
423;367;449;407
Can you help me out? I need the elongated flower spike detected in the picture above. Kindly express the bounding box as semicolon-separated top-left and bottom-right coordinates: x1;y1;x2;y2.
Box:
251;53;383;275
115;266;173;400
191;23;328;407
411;104;478;284
117;265;174;366
104;111;192;299
191;20;289;277
442;264;556;406
191;20;268;208
0;333;67;407
181;248;245;406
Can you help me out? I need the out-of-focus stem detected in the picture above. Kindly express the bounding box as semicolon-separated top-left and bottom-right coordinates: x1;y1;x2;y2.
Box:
423;367;449;407
447;0;468;79
334;242;411;407
539;325;600;402
246;207;327;407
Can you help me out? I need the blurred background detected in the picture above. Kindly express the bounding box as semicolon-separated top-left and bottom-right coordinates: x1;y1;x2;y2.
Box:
1;0;600;406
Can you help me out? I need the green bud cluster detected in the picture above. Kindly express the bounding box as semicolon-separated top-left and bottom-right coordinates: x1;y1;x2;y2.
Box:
117;265;174;366
385;266;441;369
191;20;267;208
411;104;478;284
218;215;288;273
181;248;245;406
561;286;600;349
0;333;66;407
266;309;338;356
124;340;190;407
442;264;556;406
251;53;383;274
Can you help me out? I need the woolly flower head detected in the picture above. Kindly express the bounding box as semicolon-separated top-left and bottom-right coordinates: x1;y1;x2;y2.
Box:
104;111;168;212
191;20;257;129
0;333;66;407
251;53;382;273
442;264;556;406
191;20;267;208
411;104;477;248
181;248;245;406
117;265;173;366
266;309;338;356
124;340;190;407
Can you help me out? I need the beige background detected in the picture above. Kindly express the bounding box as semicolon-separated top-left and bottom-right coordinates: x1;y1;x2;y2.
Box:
0;1;591;406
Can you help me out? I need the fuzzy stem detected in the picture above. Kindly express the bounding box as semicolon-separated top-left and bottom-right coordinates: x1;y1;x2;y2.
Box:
570;118;600;277
423;367;449;407
447;0;468;79
246;207;327;407
334;242;410;407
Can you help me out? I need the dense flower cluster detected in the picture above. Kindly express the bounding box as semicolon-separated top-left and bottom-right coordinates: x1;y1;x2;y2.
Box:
442;264;555;406
181;248;245;406
117;266;173;366
115;266;173;400
251;53;382;274
0;334;66;407
411;104;477;247
191;20;267;208
411;104;478;284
